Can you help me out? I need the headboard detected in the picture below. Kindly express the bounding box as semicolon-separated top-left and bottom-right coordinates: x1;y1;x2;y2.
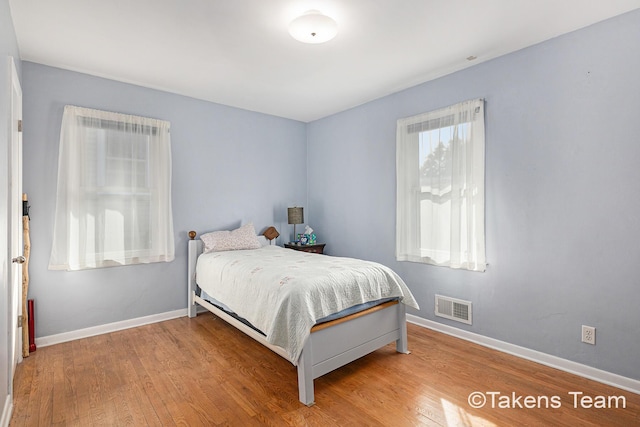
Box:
186;227;277;317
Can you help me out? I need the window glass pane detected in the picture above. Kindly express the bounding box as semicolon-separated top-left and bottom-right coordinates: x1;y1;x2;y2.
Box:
81;125;152;255
419;127;452;194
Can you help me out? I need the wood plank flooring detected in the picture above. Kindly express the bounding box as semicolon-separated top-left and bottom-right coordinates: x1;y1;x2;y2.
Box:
10;314;640;426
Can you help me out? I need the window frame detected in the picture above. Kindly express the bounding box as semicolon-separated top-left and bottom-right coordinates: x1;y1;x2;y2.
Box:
49;106;175;271
396;98;486;272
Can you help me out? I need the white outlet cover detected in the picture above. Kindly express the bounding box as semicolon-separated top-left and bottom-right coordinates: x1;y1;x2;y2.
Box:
582;325;596;345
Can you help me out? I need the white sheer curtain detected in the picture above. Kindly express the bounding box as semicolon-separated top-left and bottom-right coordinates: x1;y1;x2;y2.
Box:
396;98;485;272
49;106;174;271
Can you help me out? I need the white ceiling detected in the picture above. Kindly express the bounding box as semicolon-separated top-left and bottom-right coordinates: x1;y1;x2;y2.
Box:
9;1;640;122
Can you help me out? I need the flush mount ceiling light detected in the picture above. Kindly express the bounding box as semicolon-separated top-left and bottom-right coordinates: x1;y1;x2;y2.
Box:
289;10;338;44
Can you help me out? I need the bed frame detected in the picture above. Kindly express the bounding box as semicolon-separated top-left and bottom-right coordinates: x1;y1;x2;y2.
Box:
187;232;410;406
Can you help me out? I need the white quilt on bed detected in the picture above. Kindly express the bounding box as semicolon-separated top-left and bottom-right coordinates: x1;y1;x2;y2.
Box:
195;245;418;365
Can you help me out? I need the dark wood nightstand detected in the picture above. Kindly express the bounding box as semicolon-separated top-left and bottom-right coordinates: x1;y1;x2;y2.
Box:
284;243;326;254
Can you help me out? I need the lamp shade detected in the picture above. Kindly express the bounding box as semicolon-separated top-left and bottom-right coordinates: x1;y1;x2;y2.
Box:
287;207;304;225
289;10;338;44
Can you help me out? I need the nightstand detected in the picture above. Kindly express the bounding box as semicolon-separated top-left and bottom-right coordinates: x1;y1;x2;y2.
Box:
284;243;326;254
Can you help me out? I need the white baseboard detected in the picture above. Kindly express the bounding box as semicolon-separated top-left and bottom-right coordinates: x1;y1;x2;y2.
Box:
35;309;187;348
1;395;12;427
407;314;640;395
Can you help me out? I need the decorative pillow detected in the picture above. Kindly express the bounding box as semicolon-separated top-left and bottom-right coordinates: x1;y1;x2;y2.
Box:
201;223;262;253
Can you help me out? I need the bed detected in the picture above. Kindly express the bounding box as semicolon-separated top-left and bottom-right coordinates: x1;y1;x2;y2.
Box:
187;225;418;406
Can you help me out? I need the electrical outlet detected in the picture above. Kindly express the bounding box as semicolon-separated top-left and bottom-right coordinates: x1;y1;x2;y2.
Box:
582;325;596;345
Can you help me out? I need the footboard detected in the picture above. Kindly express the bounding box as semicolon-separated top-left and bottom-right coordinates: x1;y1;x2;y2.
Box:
296;300;408;406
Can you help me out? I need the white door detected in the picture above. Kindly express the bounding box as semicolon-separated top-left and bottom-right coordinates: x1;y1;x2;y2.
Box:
9;56;23;383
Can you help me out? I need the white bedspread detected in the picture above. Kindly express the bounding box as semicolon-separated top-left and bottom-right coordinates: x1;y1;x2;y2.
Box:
195;245;418;364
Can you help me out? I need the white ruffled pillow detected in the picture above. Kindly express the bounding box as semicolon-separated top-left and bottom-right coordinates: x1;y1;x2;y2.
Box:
201;223;262;253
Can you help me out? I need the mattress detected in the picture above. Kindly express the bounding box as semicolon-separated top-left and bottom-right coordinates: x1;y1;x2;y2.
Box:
200;290;396;335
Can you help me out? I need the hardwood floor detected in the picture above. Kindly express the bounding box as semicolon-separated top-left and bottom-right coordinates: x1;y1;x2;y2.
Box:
10;314;640;426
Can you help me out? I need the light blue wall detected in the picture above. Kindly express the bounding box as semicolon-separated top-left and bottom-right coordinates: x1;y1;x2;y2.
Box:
16;6;640;384
307;9;640;380
0;0;20;76
22;62;307;337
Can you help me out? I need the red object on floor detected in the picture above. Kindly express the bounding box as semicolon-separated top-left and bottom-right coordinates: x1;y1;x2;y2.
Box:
28;299;36;352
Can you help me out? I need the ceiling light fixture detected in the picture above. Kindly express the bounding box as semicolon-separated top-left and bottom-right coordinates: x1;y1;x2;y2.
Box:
289;10;338;44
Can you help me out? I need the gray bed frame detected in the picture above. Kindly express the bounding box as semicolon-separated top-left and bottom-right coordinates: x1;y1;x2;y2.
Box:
187;233;410;406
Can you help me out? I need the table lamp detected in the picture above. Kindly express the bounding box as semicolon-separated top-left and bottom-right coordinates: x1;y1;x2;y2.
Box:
287;207;303;243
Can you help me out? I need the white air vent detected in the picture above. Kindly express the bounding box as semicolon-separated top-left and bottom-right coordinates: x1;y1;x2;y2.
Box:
435;295;472;325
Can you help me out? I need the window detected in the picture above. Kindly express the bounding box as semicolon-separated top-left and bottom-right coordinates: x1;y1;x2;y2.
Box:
49;106;174;270
396;98;486;272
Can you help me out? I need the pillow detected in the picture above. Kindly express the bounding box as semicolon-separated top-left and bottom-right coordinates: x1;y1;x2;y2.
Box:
201;223;262;253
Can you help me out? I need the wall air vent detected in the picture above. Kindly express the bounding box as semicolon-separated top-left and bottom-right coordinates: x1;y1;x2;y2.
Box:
435;295;472;325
